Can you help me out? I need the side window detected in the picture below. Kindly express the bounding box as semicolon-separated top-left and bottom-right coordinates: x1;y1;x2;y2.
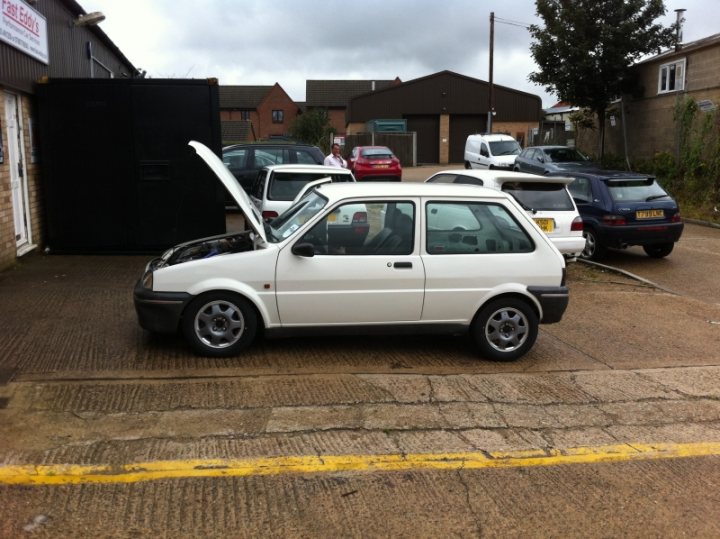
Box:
298;201;415;256
223;148;247;171
480;143;490;157
296;150;317;164
567;177;592;204
255;148;286;166
426;202;533;254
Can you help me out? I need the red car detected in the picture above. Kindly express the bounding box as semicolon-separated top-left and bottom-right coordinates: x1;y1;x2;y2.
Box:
346;146;402;181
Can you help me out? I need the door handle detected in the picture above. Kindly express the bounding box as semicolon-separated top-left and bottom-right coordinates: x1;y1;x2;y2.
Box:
393;261;412;269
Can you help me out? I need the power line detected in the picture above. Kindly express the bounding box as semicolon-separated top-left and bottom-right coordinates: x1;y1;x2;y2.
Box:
494;16;532;29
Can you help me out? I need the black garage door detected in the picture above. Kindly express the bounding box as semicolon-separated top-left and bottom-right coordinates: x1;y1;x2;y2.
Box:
405;115;439;164
449;114;486;164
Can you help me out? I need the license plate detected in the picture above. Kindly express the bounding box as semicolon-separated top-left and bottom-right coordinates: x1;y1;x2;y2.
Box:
533;218;554;233
636;209;664;219
374;164;390;168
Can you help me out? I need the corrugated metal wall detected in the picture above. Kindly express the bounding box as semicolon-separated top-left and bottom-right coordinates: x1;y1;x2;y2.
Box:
1;0;137;93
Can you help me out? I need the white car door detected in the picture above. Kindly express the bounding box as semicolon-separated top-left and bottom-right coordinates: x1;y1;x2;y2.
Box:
274;200;425;326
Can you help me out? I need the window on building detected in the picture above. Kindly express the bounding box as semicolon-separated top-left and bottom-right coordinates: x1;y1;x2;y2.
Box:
658;59;685;94
272;110;284;123
240;110;250;120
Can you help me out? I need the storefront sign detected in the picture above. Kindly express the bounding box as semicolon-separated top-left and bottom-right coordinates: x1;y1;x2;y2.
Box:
1;0;48;64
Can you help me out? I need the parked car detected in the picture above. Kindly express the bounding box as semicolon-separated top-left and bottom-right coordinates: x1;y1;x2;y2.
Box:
555;169;684;260
222;142;324;192
249;164;355;220
346;146;402;181
513;146;595;175
134;141;569;362
464;134;522;170
426;170;585;258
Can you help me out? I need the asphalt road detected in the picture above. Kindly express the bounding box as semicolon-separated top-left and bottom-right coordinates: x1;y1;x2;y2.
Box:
0;211;719;537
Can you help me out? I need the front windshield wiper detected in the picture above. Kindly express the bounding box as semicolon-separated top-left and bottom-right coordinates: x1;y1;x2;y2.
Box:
646;194;670;201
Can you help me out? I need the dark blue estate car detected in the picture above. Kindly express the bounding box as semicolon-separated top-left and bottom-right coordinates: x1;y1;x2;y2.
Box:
556;169;684;260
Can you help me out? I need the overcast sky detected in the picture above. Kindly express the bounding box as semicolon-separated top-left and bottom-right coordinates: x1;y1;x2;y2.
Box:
81;0;716;108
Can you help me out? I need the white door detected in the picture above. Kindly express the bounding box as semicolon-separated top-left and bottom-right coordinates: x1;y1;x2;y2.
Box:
274;200;425;326
4;92;30;251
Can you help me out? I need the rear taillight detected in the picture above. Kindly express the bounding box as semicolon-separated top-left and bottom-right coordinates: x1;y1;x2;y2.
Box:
352;211;367;223
671;213;682;223
571;216;584;231
262;210;278;220
602;214;627;226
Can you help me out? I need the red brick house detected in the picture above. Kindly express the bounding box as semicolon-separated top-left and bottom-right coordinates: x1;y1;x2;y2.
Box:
219;83;299;144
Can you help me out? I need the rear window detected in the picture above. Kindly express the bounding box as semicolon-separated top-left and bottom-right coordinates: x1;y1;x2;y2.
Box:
361;148;393;158
501;182;575;211
607;178;669;202
545;148;589;162
268;172;353;201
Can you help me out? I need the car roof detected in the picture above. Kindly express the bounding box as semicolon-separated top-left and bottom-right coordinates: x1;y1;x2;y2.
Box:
314;181;511;201
263;164;354;174
553;168;653;180
469;134;515;141
223;142;319;151
428;169;573;185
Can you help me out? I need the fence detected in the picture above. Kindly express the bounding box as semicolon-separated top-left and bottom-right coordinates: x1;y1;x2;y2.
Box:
343;132;417;167
527;121;571;147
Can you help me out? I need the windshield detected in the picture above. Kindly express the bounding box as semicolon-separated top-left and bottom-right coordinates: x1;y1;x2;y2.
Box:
501;182;575;211
266;191;328;243
545;148;590;162
607;178;669;202
489;140;522;156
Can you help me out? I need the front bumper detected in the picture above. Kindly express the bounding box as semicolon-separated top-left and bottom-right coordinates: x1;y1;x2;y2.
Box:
528;286;569;324
133;280;192;333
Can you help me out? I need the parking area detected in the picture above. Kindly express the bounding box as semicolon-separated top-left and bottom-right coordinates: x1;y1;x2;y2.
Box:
0;221;719;537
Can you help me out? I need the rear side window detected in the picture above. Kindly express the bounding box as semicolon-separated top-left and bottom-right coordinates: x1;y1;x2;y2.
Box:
567;177;592;204
426;202;533;254
250;170;268;199
223;148;248;170
295;150;321;164
501;182;575;211
255;148;287;167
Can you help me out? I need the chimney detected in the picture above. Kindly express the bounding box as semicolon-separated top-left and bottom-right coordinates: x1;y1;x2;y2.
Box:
371;80;376;91
675;9;686;50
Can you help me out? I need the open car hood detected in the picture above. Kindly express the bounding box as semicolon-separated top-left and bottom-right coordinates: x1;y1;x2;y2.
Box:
189;141;266;242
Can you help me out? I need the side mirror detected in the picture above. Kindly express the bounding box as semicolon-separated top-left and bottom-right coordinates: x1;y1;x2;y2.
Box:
291;242;315;257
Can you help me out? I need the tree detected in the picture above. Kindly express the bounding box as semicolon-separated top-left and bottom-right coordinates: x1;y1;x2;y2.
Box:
528;0;677;156
289;108;335;153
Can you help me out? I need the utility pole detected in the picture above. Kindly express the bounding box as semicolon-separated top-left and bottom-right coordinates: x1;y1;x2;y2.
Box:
487;11;495;133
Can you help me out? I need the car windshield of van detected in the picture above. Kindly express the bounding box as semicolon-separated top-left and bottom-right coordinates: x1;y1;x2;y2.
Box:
501;182;575;211
267;191;328;242
489;140;522;156
607;178;670;202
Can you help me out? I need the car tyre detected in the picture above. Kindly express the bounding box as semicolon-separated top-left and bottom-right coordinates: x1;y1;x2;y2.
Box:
182;292;257;357
472;298;538;361
643;243;674;258
581;228;606;261
464;161;471;169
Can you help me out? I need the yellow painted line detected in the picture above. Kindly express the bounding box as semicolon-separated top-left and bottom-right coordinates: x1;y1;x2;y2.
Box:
1;442;719;486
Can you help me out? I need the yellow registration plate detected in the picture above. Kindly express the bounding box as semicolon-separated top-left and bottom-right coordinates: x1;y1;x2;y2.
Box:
636;209;664;219
374;164;390;168
533;218;554;233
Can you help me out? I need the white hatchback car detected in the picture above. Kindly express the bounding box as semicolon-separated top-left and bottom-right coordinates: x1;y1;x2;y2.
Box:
134;142;569;362
426;169;585;258
249;164;355;220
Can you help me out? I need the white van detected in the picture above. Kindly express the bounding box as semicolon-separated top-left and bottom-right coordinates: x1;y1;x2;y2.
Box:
464;134;522;170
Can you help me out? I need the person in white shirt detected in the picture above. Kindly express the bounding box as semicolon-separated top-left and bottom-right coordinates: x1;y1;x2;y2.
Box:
324;143;346;168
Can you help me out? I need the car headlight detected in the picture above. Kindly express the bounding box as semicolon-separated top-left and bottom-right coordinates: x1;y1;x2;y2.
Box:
142;271;153;289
